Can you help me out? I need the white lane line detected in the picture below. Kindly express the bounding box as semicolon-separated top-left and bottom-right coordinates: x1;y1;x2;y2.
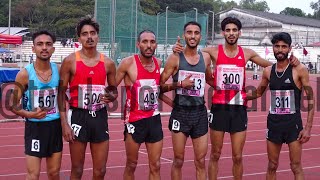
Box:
218;165;320;179
139;151;173;163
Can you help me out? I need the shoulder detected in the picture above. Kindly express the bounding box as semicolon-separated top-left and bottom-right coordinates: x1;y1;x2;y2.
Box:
17;68;29;78
15;68;29;85
202;46;218;53
62;52;76;65
166;53;179;64
203;45;218;51
242;47;256;55
153;57;162;68
201;52;211;63
103;55;116;67
118;56;135;69
265;65;273;73
294;63;308;74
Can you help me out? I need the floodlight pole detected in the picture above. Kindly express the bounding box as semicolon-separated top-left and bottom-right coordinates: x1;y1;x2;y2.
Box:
135;0;139;53
156;12;160;55
204;13;209;44
94;0;97;19
165;6;168;59
8;0;11;35
209;10;214;45
193;8;198;22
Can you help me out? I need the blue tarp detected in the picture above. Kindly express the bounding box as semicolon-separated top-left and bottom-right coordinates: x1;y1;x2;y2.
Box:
0;67;19;84
0;47;12;53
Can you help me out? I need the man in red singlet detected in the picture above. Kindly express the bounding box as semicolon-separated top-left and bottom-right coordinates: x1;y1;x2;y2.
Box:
58;16;117;180
116;30;163;180
173;17;299;180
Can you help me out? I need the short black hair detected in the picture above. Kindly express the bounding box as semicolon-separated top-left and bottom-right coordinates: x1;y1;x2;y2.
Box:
184;21;202;32
221;17;242;31
137;30;156;42
76;15;100;37
271;32;292;46
32;30;56;44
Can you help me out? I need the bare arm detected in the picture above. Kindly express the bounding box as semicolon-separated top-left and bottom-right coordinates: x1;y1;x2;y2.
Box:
10;70;47;119
298;66;314;143
203;52;214;87
160;54;181;93
247;48;272;68
115;57;130;86
246;66;271;100
103;57;118;103
58;56;74;142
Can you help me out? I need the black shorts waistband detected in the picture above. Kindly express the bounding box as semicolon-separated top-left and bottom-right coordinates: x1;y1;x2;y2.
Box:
173;104;206;110
69;106;107;112
211;104;246;110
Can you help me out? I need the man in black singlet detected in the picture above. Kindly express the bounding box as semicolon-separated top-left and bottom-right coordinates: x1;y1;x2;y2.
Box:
247;32;314;180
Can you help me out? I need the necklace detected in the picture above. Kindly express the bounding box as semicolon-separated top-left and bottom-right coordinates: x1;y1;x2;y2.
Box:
138;56;154;69
34;65;52;81
275;62;290;79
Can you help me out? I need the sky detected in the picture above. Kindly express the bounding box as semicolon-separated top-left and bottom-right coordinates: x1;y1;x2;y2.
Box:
225;0;316;14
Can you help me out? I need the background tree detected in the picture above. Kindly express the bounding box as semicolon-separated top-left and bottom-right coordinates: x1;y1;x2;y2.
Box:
311;0;320;19
239;0;270;12
1;0;320;38
280;7;306;17
140;0;161;15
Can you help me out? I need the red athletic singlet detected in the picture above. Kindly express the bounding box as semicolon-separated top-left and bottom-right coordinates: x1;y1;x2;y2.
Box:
212;45;246;105
125;55;160;123
69;51;107;110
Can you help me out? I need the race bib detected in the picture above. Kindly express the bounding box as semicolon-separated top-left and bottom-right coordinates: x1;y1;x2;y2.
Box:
270;90;296;114
126;123;135;134
216;65;244;91
172;119;180;131
78;84;105;111
137;79;159;111
31;139;40;152
71;124;82;137
176;70;205;97
32;88;58;114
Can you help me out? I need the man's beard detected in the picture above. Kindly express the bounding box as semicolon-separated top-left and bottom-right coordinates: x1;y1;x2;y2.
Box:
225;37;238;45
186;39;199;49
140;48;155;58
37;55;51;61
275;52;289;62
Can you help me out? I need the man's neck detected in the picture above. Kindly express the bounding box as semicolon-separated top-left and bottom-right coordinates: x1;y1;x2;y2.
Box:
223;43;238;58
138;54;153;64
34;59;51;71
184;46;198;56
81;48;98;59
276;59;290;69
224;43;238;51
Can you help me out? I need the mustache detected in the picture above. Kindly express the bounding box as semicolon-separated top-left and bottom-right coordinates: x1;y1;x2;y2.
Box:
86;38;94;43
40;51;49;54
276;52;286;56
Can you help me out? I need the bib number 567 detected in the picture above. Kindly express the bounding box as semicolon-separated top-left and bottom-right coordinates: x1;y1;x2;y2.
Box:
38;95;56;108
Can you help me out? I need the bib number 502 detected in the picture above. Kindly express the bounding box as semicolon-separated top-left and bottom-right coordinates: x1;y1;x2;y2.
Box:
84;93;101;105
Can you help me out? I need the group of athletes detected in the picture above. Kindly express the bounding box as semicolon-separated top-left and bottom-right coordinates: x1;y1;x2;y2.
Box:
9;15;314;180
